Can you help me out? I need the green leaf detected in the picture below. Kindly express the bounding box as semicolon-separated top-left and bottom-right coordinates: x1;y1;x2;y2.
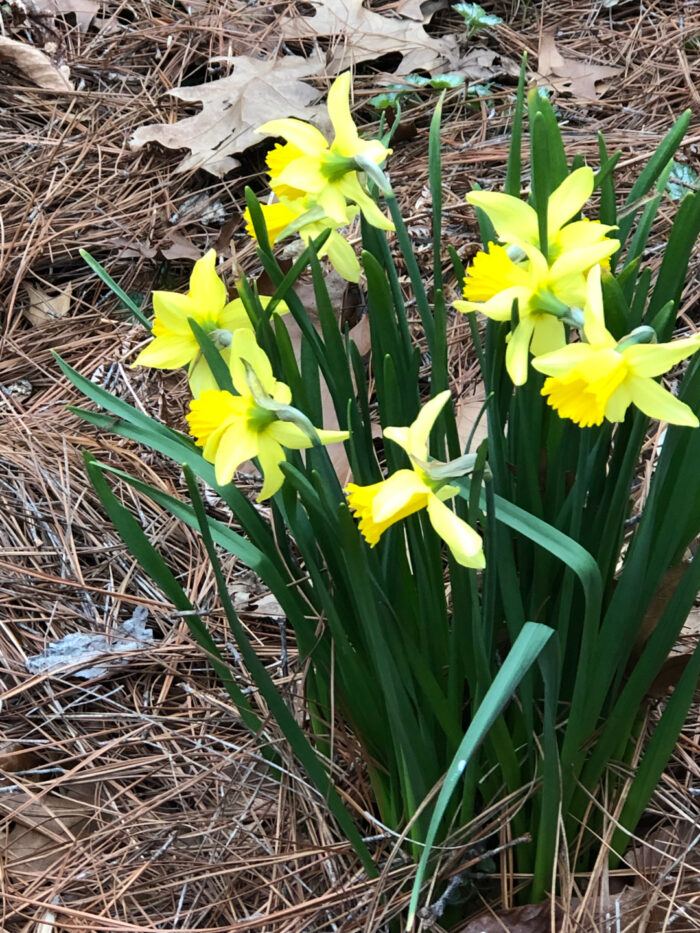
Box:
406;622;553;931
665;160;699;200
79;249;152;330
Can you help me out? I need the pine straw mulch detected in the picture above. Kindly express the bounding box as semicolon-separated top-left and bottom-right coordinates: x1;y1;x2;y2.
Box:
2;0;700;930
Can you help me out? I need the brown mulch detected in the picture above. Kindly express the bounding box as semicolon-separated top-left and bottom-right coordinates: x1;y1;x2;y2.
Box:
2;0;700;930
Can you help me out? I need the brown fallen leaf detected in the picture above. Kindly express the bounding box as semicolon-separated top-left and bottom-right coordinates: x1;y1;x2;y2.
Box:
26;0;99;32
458;900;562;933
458;46;520;84
131;53;326;178
537;31;621;101
24;283;72;326
279;0;458;75
0;36;73;91
456;389;488;452
1;785;96;877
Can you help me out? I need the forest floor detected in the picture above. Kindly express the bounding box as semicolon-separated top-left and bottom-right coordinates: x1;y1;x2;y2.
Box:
2;1;700;930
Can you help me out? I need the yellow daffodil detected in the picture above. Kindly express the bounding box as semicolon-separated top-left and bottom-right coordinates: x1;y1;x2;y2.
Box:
187;330;349;499
132;250;288;396
257;72;393;232
244;199;361;283
345;392;485;568
455;239;616;386
466;167;618;264
532;266;700;427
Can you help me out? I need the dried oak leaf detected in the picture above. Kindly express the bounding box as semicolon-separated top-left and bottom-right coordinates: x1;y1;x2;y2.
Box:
26;0;99;32
131;54;326;178
279;0;458;75
0;36;73;91
537;31;621;100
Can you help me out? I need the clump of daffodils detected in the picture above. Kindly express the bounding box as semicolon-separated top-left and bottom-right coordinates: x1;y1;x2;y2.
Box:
456;168;620;385
246;72;394;282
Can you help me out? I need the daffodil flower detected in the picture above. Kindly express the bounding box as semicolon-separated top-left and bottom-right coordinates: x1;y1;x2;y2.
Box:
244;199;361;283
345;392;485;568
455;239;617;385
187;330;349;499
532;266;700;427
466;167;618;264
132;250;288;396
257;72;394;232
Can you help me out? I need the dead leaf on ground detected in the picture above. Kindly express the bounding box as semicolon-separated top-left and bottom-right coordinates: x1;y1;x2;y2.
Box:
0;36;73;91
24;283;72;326
1;784;97;877
537;31;622;100
131;53;326;177
458;46;520;83
456;389;488;452
26;0;99;32
457;900;562;933
279;0;458;75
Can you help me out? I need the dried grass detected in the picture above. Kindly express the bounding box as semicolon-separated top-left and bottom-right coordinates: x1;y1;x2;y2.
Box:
2;0;700;929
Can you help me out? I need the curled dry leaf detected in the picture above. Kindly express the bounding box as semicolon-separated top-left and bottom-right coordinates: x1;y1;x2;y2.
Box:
537;31;622;101
0;36;73;91
131;53;326;178
26;0;99;32
279;0;458;75
24;282;72;326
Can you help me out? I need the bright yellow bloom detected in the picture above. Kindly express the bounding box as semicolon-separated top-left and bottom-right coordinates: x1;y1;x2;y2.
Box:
257;72;393;231
455;239;616;386
187;330;349;499
466;167;618;264
244;199;361;283
532;266;700;427
345;392;485;568
132;250;288;396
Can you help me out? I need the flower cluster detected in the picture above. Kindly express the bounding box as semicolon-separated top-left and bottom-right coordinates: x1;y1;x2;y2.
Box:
133;251;348;500
245;72;394;282
457;170;700;426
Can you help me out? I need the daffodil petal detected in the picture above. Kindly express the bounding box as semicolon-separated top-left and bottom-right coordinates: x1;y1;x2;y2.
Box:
604;384;632;422
627;375;699;426
466;191;539;245
506;317;536;386
530;314;566;356
457;285;529;322
327;72;358;153
152;292;201;335
339;175;394;230
318;185;353;226
582;265;616;348
556;219;618;252
624;336;700;378
133;334;197;369
214;424;259;486
409;390;451;460
383;426;411;454
324;231;361;282
267;421;311;449
220;298;251;331
531;343;595;376
274;156;327;195
547;167;594;235
188;249;227;309
188;356;219;397
230;329;276;396
256;434;287;500
372;470;430;524
549;238;619;279
426;495;485;568
258;118;328;155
